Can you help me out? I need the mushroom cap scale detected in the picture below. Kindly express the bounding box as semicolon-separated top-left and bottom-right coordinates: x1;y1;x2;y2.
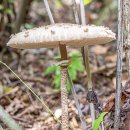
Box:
7;23;116;49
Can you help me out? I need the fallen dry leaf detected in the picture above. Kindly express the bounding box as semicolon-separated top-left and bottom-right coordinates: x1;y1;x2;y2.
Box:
105;54;117;62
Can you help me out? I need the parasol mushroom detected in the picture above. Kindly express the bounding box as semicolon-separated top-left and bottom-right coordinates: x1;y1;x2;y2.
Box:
7;24;115;49
7;23;115;130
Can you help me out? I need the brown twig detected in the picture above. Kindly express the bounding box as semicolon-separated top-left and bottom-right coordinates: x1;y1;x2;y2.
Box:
67;70;87;130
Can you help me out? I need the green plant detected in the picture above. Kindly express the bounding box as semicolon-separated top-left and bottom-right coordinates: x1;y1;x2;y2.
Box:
44;51;85;92
93;112;108;130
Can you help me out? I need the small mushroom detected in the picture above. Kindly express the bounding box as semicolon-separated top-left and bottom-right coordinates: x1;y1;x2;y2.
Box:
7;23;116;130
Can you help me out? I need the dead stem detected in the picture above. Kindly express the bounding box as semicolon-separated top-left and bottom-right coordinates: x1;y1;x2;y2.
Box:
114;0;124;129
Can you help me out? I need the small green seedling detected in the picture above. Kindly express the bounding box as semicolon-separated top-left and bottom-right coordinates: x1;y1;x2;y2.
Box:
93;112;108;130
44;51;85;92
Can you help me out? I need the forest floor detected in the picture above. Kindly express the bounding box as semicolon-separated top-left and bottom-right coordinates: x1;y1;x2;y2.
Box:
1;41;123;130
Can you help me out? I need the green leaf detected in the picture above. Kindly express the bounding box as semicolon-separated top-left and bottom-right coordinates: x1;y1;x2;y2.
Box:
84;0;92;6
44;65;57;75
69;51;84;73
68;67;77;80
69;51;81;57
93;112;108;130
70;58;84;72
55;66;61;75
53;75;61;89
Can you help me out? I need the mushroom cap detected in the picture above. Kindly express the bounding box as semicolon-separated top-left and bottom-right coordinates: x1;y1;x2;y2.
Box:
7;23;116;49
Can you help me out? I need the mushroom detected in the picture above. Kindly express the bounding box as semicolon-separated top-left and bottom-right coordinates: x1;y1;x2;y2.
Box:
7;24;115;49
7;23;116;130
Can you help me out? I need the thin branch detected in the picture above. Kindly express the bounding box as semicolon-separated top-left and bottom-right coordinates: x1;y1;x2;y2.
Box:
43;0;55;24
80;0;95;125
80;0;86;25
67;70;87;130
72;0;80;24
114;0;124;129
0;105;22;130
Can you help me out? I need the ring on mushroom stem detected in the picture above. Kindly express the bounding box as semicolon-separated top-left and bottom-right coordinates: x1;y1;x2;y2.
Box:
7;23;116;130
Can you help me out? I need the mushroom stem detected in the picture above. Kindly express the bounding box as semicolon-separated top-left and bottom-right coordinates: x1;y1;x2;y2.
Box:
80;0;95;124
61;67;69;130
59;44;69;130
